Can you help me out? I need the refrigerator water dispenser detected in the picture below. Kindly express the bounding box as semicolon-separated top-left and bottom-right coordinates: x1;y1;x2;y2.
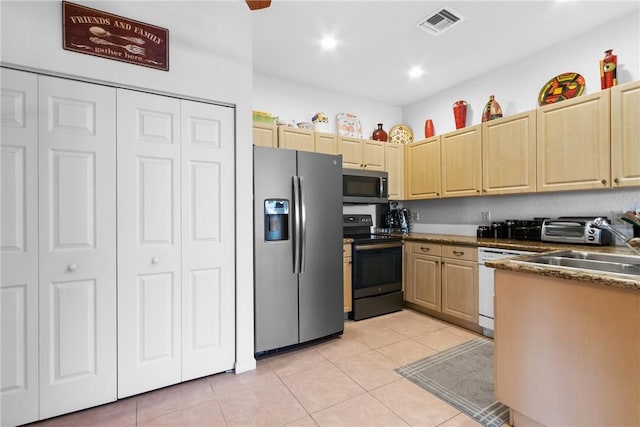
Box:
264;199;289;241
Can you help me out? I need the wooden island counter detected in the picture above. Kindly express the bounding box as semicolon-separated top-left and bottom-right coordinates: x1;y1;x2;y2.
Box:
490;257;640;426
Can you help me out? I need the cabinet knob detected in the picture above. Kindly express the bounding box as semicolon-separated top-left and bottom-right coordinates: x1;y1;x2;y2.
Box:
614;177;619;184
436;193;440;196
67;263;78;272
601;179;607;185
151;257;160;264
420;246;430;252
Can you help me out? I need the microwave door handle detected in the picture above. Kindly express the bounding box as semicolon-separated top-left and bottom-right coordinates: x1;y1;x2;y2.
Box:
292;176;301;275
379;177;384;197
299;176;306;274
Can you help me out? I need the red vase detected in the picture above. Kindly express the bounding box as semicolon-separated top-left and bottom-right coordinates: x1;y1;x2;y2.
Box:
372;123;388;142
452;100;467;129
600;49;617;89
424;119;435;138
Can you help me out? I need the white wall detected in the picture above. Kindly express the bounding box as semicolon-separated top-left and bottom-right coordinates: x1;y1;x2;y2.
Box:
1;0;256;373
253;72;403;140
403;10;640;136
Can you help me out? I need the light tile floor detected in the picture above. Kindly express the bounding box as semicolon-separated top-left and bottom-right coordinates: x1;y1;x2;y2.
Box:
29;309;487;427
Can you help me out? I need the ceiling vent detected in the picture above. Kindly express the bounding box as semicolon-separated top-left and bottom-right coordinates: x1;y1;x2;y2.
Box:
416;6;465;36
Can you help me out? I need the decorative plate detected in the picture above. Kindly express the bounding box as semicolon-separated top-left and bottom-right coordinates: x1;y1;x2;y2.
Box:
538;72;586;106
389;125;413;144
336;113;363;138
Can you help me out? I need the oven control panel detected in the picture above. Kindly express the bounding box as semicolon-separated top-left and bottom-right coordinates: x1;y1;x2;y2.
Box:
343;214;373;227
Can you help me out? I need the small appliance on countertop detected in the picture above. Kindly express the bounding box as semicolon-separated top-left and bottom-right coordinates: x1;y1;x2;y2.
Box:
541;216;613;246
477;218;547;241
383;208;411;234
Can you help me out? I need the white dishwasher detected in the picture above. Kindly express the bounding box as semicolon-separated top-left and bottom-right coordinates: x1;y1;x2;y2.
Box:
478;247;533;336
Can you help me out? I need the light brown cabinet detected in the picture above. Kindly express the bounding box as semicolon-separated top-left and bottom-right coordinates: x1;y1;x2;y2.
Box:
339;136;385;170
385;143;404;200
404;242;441;311
343;243;352;313
441;125;482;198
611;80;640;188
314;131;339;155
482;110;536;195
252;123;277;148
536;91;611;192
440;245;478;323
405;137;441;200
278;126;315;152
404;241;477;325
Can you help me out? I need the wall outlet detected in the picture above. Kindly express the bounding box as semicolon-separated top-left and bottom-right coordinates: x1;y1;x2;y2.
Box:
411;211;420;221
481;211;491;222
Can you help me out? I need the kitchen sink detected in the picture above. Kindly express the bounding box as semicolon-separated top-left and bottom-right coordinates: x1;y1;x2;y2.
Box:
512;250;640;277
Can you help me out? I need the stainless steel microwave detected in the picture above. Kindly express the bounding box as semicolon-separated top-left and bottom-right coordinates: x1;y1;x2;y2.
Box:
343;169;388;204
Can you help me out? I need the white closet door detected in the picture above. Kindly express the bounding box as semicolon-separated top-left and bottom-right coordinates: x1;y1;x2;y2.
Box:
117;89;182;398
37;76;117;418
1;68;39;427
180;100;235;380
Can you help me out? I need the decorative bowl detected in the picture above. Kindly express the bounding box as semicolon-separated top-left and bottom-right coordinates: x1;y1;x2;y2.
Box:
297;122;313;129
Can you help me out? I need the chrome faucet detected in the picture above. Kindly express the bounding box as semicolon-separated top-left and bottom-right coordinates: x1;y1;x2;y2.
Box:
592;217;640;256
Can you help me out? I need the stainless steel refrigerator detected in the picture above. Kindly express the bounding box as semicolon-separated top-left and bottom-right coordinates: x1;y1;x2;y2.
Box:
254;146;344;354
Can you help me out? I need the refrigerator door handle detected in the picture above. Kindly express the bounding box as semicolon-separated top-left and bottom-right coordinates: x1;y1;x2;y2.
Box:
292;175;301;274
299;176;306;274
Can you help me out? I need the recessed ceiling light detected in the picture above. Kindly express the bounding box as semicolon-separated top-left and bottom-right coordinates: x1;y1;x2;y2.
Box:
408;66;424;78
320;36;337;50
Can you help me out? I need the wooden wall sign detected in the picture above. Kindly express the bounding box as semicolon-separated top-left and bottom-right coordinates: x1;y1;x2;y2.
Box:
62;1;169;71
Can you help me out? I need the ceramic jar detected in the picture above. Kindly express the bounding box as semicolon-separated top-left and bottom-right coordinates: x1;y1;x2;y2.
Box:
424;119;435;138
481;95;503;122
372;123;388;142
452;100;467;129
600;49;617;89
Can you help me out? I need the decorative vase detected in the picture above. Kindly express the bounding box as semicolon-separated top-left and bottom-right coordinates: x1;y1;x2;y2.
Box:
600;49;617;90
424;119;435;138
452;100;467;129
481;95;503;122
372;123;388;142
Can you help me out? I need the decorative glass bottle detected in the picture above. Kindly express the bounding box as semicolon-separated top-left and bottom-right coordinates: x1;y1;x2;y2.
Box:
481;95;503;122
372;123;388;142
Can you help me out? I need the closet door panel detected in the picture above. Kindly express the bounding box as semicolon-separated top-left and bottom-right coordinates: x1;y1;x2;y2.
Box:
180;101;235;380
0;68;39;427
117;89;182;398
37;75;116;419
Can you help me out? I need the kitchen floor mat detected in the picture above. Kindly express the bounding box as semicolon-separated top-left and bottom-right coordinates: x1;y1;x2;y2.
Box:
395;337;509;427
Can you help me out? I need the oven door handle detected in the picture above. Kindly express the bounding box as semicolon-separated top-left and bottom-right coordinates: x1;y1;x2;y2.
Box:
354;242;402;251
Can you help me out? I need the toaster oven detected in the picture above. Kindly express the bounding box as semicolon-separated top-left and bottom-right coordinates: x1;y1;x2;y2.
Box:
541;217;613;245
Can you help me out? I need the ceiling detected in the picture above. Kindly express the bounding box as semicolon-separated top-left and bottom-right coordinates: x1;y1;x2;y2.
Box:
251;0;639;106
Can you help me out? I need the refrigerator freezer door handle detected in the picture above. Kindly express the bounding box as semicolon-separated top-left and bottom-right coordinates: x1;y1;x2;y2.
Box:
299;176;306;274
292;176;301;274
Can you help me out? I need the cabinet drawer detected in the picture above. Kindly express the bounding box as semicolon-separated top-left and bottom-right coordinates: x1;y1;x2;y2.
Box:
410;242;442;256
442;245;477;261
343;244;352;258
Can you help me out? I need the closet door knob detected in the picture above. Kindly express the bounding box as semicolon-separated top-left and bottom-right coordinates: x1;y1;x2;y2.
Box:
67;264;78;272
151;257;160;264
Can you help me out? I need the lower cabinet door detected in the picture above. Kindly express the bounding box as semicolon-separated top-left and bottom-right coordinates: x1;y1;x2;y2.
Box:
441;259;478;323
413;254;441;311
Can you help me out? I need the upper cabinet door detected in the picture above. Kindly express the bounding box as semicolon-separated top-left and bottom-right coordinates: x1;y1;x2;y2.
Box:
441;125;482;198
536;91;610;192
482;110;536;195
116;89;182;398
405;137;441;200
278;126;314;152
611;81;640;188
362;139;385;171
180;100;235;380
1;68;40;427
385;143;404;200
37;75;117;419
339;135;363;169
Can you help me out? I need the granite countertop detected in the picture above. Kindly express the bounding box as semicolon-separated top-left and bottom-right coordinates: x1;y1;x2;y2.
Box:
398;232;640;290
